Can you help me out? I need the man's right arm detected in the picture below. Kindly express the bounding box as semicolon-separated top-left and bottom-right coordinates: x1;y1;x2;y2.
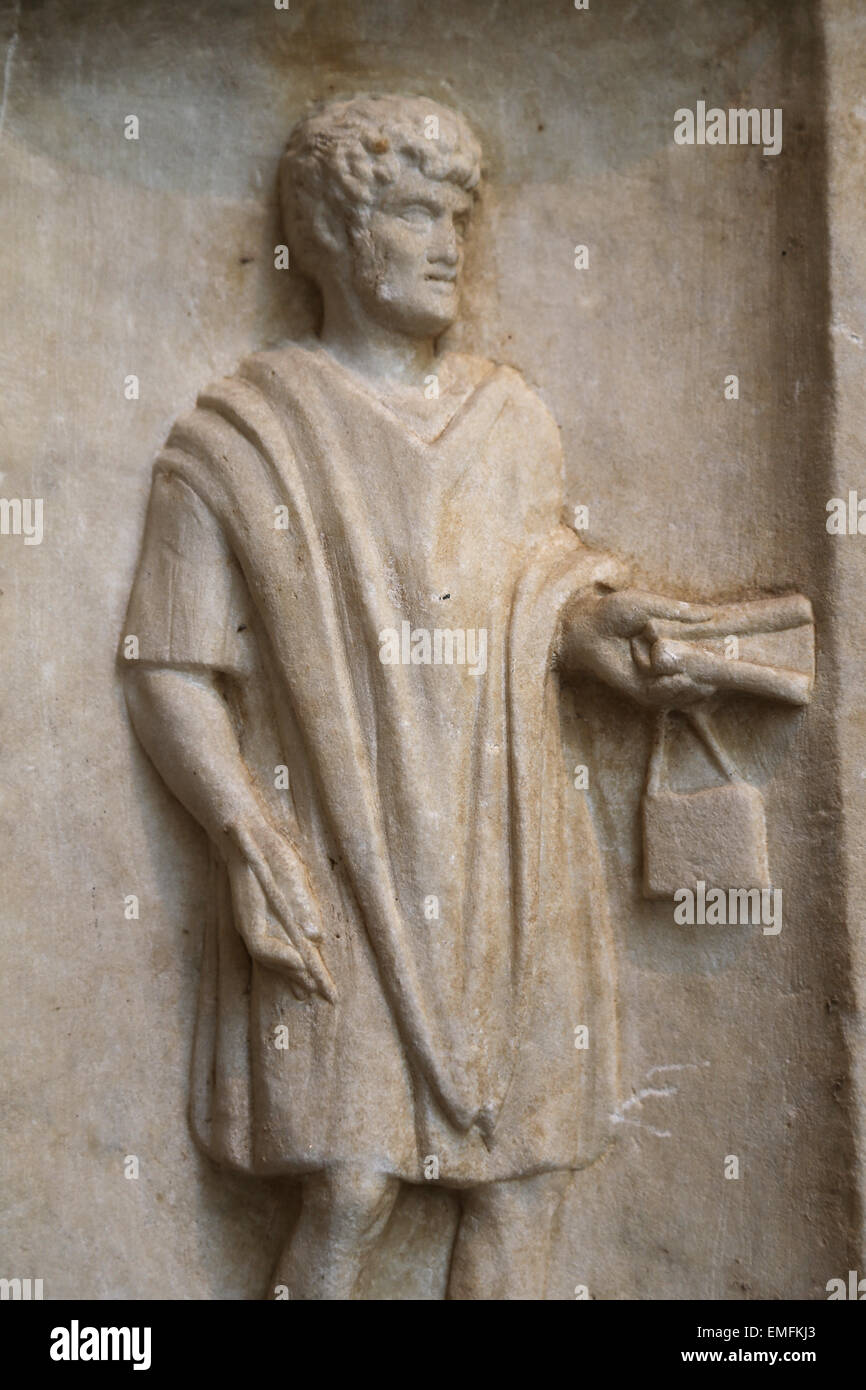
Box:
124;665;334;1000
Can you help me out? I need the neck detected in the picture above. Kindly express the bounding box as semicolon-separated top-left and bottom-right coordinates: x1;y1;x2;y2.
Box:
318;292;436;384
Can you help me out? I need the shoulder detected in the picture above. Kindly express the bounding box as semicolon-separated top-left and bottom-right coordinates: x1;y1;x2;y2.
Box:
235;338;322;393
451;351;559;421
442;349;495;385
144;468;229;555
490;358;563;455
166;346;304;434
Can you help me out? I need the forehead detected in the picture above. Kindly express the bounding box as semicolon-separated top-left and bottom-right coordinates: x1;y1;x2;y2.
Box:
376;165;474;215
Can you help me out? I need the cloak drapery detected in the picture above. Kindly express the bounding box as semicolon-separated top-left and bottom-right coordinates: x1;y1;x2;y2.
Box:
125;342;628;1184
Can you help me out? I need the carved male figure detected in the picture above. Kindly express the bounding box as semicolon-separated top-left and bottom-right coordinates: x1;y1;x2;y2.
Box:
123;95;771;1299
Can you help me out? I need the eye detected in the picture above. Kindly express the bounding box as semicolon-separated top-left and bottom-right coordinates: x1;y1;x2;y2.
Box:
397;205;434;226
454;216;468;240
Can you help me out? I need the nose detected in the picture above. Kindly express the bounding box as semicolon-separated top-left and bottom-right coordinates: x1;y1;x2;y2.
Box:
428;217;459;266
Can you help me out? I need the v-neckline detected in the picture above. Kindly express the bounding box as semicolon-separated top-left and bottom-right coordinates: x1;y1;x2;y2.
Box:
305;342;503;449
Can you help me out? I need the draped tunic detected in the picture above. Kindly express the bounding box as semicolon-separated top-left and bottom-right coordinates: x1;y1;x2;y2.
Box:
124;341;627;1184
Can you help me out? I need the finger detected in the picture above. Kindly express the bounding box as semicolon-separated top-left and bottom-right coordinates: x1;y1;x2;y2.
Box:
630;635;654;673
279;962;316;1001
648;640;684;675
262;911;330;986
259;923;334;1002
607;590;716;635
643;673;710;708
241;835;324;943
228;864;320;997
269;842;325;941
635;593;717;623
229;859;266;923
255;933;316;991
261;947;316;998
245;918;304;971
260;927;307;975
234;830;336;1000
240;900;311;978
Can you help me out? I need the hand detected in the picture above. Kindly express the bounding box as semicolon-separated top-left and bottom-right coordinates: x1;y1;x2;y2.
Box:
560;588;718;709
224;818;336;1003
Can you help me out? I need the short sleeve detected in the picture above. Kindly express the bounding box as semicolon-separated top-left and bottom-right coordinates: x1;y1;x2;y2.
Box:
123;471;256;675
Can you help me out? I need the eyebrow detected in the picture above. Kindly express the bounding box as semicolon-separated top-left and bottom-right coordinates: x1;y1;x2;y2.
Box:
388;194;445;211
385;191;472;215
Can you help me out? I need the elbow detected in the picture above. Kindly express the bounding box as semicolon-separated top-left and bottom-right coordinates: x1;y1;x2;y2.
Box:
122;663;221;734
122;664;157;735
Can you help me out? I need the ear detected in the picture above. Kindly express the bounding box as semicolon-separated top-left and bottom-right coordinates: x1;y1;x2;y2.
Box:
309;202;348;258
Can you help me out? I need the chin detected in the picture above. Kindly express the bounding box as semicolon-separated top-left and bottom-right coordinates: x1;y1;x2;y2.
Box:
373;285;458;339
404;298;459;337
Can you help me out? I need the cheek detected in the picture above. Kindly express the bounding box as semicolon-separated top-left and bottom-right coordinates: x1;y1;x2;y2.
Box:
385;235;429;281
369;222;431;279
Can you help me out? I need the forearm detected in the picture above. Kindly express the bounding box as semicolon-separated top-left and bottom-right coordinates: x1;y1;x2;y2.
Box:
556;589;610;678
124;665;272;858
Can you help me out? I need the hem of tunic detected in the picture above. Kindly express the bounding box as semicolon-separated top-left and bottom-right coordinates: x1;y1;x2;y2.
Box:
190;1127;619;1187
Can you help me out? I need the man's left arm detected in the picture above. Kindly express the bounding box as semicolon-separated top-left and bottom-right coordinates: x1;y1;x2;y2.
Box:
557;585;721;709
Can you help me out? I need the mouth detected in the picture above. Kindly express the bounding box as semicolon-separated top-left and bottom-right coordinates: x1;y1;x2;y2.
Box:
424;273;457;284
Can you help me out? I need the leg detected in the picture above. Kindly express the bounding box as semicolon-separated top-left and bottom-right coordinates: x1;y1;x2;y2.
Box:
271;1165;401;1300
446;1170;571;1300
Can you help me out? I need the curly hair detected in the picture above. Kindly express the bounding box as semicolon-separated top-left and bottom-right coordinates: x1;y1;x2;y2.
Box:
279;94;482;276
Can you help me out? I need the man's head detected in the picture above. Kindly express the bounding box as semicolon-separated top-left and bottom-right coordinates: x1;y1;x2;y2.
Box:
280;95;482;338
